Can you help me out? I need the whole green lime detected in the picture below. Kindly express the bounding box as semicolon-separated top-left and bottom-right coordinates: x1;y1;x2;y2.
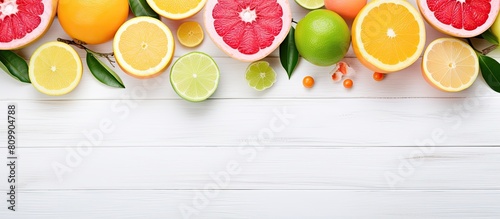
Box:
295;9;351;66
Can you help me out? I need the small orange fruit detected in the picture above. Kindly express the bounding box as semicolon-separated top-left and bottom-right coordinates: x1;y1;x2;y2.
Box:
373;72;384;81
343;79;353;88
58;0;129;44
303;76;315;88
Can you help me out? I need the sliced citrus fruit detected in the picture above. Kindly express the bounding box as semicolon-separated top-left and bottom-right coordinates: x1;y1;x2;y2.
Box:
295;0;324;10
29;41;83;96
177;21;204;48
352;0;426;73
0;0;58;50
417;0;500;38
422;38;479;92
146;0;207;20
170;52;220;102
113;16;175;79
245;61;276;91
204;0;292;62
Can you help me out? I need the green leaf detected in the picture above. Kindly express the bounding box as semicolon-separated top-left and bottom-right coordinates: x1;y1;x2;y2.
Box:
279;26;299;79
481;30;499;45
477;53;500;93
86;52;125;88
128;0;160;19
0;50;30;83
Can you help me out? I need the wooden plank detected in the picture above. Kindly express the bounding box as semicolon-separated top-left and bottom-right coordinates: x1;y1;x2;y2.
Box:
0;147;498;190
0;98;499;147
1;190;499;218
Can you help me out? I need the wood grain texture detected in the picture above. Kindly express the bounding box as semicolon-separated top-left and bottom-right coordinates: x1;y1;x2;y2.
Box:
1;190;500;218
1;98;499;147
0;147;497;190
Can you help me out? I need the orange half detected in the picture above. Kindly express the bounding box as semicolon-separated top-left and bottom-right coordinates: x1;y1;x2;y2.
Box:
352;0;426;73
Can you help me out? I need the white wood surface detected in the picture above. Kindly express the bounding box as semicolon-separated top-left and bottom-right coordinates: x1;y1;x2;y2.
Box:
1;0;500;218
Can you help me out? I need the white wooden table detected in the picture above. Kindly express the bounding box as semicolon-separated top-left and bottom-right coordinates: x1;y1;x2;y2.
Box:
1;1;500;218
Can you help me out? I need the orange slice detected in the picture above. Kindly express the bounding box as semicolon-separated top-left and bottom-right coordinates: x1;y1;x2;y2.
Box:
113;16;175;78
146;0;207;20
422;38;479;92
177;21;204;47
352;0;426;73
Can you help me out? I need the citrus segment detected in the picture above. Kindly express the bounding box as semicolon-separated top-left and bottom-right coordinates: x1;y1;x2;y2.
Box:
113;17;175;79
417;0;500;38
245;61;276;91
204;0;292;62
0;0;58;50
177;21;204;47
170;52;220;102
146;0;207;20
295;0;324;10
422;38;479;92
352;0;426;73
58;0;129;44
29;41;83;96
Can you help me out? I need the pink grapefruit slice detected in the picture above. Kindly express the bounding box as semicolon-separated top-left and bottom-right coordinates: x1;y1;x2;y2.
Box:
417;0;500;38
0;0;58;50
204;0;292;62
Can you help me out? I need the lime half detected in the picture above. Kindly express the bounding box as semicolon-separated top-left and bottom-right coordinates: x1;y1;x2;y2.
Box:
170;52;220;102
295;0;324;10
245;61;276;91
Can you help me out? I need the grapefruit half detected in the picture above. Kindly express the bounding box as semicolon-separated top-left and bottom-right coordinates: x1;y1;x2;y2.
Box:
204;0;292;62
0;0;58;50
417;0;500;38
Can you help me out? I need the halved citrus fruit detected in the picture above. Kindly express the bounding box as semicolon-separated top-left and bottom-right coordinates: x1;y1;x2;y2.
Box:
170;52;220;102
295;0;324;10
113;16;175;79
177;21;204;48
146;0;207;20
0;0;58;50
352;0;426;73
29;41;83;96
245;61;276;91
204;0;292;62
422;38;479;92
417;0;500;38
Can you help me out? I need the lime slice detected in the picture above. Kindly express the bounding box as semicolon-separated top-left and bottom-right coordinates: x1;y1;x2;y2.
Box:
170;52;220;102
245;61;276;91
295;0;324;10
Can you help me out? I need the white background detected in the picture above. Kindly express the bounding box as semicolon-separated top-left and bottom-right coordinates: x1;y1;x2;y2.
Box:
1;0;500;218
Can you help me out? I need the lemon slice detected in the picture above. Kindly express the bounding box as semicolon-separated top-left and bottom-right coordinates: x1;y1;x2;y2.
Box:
146;0;207;20
113;16;175;78
170;52;220;102
177;21;204;48
245;61;276;91
422;38;479;92
29;41;83;96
